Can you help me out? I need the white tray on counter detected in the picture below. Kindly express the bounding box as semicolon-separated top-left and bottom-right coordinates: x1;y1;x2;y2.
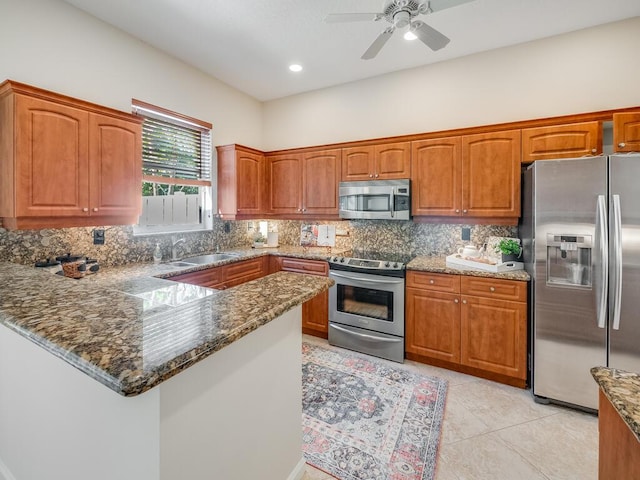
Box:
445;254;524;273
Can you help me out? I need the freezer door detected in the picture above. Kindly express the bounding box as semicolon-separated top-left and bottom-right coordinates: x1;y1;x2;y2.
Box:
608;154;640;373
532;156;607;410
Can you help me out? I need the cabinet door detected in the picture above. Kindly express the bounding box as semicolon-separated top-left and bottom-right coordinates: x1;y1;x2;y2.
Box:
223;257;267;288
411;137;462;216
302;149;341;215
236;151;264;214
266;153;302;214
341;146;375;181
89;113;141;219
613;112;640;152
406;288;461;363
462;130;521;219
15;95;89;217
460;296;527;379
521;122;601;163
302;290;329;337
375;142;411;179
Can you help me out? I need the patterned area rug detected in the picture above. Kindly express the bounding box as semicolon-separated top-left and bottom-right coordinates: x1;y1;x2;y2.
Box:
302;342;448;480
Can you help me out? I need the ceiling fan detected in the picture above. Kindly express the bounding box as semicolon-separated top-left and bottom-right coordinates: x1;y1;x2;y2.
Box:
325;0;474;60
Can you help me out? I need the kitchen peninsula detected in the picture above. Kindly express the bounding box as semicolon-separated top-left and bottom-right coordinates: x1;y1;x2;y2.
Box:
0;259;333;480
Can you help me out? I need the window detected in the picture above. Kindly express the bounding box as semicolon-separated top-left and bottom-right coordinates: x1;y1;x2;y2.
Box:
132;99;214;234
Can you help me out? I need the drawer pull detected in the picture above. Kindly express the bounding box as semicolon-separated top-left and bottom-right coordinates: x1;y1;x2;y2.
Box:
429;279;435;284
462;299;467;304
490;286;495;292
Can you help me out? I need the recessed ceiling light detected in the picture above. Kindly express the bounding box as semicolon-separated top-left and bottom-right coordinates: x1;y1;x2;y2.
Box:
289;64;303;72
404;31;418;41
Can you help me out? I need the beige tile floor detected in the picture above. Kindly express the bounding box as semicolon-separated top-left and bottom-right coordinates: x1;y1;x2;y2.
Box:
301;335;598;480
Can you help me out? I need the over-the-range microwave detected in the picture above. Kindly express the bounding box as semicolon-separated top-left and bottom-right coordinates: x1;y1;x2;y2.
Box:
338;179;410;220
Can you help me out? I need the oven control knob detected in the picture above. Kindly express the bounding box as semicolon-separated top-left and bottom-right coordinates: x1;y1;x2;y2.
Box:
339;257;345;263
385;262;390;267
332;257;338;262
392;263;398;268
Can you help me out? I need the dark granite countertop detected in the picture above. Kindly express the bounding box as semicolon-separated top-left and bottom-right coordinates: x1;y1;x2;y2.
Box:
591;366;640;442
0;248;337;397
407;255;530;281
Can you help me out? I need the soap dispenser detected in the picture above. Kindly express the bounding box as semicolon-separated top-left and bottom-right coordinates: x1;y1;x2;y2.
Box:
153;243;162;264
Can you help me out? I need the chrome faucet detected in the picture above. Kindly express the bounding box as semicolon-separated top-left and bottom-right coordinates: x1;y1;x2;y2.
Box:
171;236;186;261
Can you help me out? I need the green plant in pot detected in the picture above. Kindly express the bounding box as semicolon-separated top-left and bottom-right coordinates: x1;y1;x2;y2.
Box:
496;238;522;263
253;232;266;247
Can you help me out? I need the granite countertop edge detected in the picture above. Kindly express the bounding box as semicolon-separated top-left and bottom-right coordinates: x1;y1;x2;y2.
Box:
407;255;531;281
591;366;640;442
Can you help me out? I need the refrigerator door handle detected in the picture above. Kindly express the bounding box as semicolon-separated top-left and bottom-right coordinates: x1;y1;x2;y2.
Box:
612;194;623;330
596;194;608;329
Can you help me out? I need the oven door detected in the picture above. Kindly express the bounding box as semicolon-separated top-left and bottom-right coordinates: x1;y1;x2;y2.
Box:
329;269;405;337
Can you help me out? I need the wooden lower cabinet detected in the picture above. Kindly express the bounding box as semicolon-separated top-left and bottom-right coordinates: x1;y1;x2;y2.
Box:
167;257;267;290
406;270;528;387
598;389;640;480
272;256;329;338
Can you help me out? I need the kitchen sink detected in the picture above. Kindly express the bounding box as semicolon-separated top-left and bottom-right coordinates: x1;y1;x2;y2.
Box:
179;253;240;264
167;261;196;267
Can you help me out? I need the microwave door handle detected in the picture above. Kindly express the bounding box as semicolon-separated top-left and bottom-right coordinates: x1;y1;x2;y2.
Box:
390;187;395;218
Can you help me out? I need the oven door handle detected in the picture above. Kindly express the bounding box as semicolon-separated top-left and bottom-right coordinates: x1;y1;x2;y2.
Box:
330;324;402;343
330;271;404;285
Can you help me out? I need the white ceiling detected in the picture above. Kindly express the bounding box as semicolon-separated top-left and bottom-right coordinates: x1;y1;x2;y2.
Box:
62;0;640;101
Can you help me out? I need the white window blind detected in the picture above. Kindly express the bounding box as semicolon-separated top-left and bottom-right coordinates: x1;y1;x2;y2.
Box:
132;99;214;233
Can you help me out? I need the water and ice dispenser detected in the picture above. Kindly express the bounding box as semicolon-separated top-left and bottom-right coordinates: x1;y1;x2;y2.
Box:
546;234;592;288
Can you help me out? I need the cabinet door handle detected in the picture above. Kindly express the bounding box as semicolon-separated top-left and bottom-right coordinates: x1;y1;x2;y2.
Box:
463;209;468;214
82;207;89;212
297;208;302;212
462;299;467;304
618;142;626;148
92;208;99;212
454;298;459;304
369;174;374;178
591;148;597;153
374;174;379;178
490;286;495;292
455;209;460;213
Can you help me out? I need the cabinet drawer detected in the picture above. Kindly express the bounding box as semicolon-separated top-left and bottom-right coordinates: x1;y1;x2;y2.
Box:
224;257;266;282
460;276;526;302
168;267;224;288
406;271;460;293
279;258;328;277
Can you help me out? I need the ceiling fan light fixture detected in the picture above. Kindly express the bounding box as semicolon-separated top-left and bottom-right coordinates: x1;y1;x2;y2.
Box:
288;64;303;72
404;25;418;40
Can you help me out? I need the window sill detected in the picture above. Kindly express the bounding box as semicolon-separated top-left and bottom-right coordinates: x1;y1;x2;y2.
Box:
132;224;213;237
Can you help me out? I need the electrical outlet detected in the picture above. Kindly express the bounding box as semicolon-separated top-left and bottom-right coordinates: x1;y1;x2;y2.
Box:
93;229;105;245
224;222;231;233
461;227;471;241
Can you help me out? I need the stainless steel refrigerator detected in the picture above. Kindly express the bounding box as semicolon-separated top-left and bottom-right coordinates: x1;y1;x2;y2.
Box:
520;154;640;411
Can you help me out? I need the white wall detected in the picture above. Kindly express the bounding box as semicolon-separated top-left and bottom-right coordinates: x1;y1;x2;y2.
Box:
262;17;640;151
0;0;263;149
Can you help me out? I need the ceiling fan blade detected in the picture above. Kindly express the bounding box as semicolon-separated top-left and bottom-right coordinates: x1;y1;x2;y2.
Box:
412;20;450;51
361;28;395;60
324;13;381;23
426;0;475;14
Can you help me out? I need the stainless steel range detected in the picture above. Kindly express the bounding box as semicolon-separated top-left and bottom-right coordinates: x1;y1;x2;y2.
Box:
328;250;412;363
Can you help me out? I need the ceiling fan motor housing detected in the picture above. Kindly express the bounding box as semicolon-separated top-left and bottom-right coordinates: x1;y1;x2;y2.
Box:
383;0;425;26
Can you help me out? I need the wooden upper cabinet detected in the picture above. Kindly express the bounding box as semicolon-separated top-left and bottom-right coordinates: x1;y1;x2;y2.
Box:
613;112;640;152
302;149;341;215
375;142;411;179
0;81;142;229
217;144;264;219
341;142;410;181
266;153;302;214
411;137;462;216
521;121;601;163
341;146;375;181
267;149;340;218
14;95;90;218
462;130;521;219
89;113;142;218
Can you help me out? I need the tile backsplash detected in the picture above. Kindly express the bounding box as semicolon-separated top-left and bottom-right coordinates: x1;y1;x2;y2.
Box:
0;219;516;266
